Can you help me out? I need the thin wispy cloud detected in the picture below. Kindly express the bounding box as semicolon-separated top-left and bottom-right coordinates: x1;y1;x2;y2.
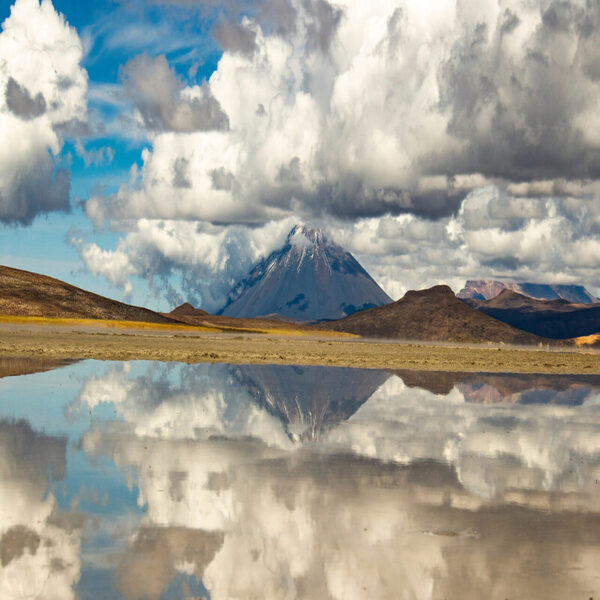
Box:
80;3;218;67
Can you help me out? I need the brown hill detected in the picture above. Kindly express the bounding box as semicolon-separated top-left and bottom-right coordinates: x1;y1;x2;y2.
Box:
463;289;600;339
166;302;321;334
321;285;548;345
0;265;178;324
170;302;210;318
0;265;328;335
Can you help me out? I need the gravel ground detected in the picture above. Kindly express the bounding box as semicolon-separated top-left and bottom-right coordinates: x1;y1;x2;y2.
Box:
1;323;599;374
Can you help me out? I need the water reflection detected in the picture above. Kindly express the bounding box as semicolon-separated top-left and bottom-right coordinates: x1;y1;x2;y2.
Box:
0;420;82;600
0;356;75;379
1;361;600;599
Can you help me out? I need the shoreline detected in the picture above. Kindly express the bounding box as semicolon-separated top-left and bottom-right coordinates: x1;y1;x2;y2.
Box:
1;323;600;374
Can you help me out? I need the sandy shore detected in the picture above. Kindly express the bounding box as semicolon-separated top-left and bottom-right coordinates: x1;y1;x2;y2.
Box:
1;322;600;374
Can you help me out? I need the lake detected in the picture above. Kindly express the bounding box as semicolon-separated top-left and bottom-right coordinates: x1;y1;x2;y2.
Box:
1;359;600;599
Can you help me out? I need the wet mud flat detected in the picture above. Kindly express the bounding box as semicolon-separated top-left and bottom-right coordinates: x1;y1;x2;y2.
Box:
1;323;599;374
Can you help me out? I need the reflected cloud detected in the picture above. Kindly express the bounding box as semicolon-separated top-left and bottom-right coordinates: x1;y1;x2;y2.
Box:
5;361;600;598
114;526;222;600
70;362;600;598
71;363;292;449
82;433;600;600
326;375;600;503
0;420;82;600
72;363;600;505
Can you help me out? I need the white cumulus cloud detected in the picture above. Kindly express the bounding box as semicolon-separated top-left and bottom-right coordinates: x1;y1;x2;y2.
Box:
75;0;600;305
0;0;88;225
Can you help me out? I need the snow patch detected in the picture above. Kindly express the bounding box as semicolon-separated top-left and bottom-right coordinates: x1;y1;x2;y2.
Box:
289;227;314;251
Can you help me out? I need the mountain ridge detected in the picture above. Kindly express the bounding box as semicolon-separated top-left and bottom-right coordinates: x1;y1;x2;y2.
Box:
463;289;600;339
458;279;598;303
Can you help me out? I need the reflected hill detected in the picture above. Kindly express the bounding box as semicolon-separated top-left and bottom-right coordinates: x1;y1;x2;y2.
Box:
0;356;76;379
457;373;600;405
393;369;600;404
231;364;390;441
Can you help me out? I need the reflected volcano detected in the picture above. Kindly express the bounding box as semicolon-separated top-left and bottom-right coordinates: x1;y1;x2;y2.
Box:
231;364;389;441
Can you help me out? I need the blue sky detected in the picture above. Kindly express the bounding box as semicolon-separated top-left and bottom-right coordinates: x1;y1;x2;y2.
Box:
2;0;600;311
0;0;224;307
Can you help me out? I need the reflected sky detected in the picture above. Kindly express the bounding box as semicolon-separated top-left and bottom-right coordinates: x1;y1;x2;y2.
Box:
1;360;600;599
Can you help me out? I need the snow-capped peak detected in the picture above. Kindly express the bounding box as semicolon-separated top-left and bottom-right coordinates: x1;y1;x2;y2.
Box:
287;224;325;249
219;225;392;320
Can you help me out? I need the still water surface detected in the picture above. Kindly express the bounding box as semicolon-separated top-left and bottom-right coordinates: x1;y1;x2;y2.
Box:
1;359;600;599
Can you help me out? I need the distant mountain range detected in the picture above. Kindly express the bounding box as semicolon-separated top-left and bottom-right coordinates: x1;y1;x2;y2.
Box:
219;225;392;321
462;289;600;339
458;279;598;303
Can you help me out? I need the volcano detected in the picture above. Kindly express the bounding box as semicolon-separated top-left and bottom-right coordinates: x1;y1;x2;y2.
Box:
219;225;392;321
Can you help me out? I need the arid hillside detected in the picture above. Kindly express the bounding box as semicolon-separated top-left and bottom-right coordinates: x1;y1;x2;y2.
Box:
321;285;548;345
166;303;321;334
0;265;178;324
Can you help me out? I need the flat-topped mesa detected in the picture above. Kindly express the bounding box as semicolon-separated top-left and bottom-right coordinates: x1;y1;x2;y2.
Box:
458;279;598;303
219;224;392;321
479;289;575;310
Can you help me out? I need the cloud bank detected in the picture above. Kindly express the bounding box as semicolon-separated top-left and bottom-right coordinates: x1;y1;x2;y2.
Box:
0;0;88;225
87;0;600;225
72;0;600;305
72;218;297;310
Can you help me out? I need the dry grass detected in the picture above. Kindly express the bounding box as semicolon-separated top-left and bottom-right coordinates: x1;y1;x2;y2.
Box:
572;333;600;347
0;314;221;332
1;323;599;374
0;314;354;338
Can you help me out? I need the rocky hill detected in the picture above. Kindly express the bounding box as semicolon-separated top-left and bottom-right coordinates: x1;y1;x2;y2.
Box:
170;302;209;318
320;285;547;344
